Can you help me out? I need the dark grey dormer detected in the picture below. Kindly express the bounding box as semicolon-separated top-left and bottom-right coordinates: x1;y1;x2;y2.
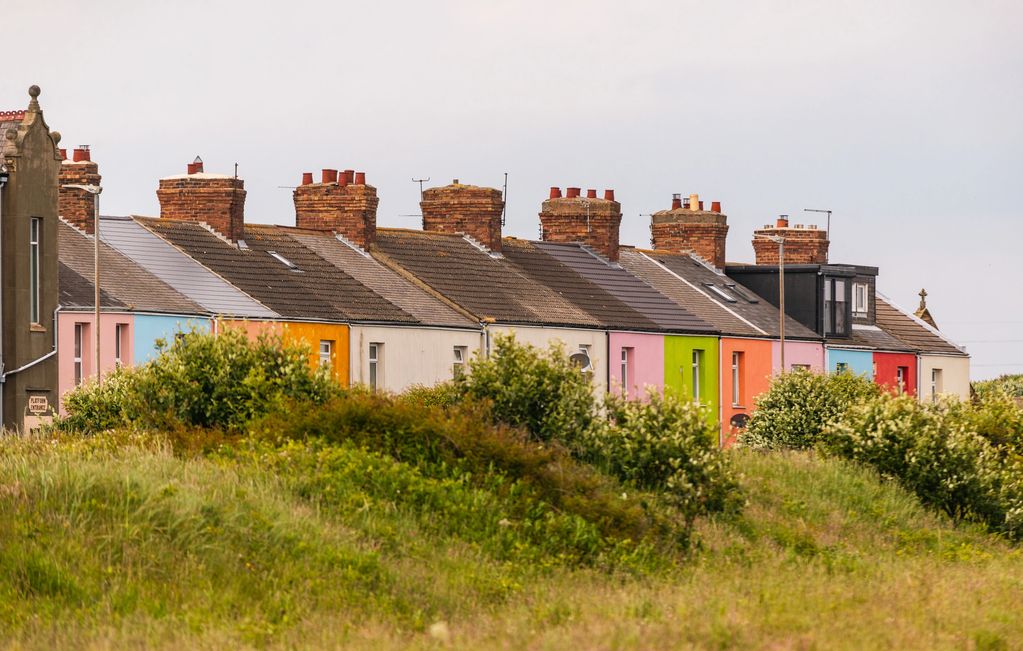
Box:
725;263;878;339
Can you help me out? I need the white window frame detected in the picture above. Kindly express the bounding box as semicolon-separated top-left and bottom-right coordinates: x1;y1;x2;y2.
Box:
931;368;943;402
852;282;869;317
368;342;381;390
620;347;631;395
453;345;467;378
30;217;41;324
731;351;742;407
114;323;126;367
74;323;85;386
692;350;703;403
319;340;333;368
836;361;849;374
896;366;906;395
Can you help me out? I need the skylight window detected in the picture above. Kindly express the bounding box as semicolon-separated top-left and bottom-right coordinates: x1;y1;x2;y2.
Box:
704;283;737;303
725;283;759;303
267;250;300;271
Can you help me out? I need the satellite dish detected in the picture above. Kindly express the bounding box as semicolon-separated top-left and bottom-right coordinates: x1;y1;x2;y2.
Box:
569;351;592;371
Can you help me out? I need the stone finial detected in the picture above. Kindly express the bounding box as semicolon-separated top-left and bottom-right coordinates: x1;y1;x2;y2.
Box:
917;288;928;311
915;288;938;329
28;85;41;112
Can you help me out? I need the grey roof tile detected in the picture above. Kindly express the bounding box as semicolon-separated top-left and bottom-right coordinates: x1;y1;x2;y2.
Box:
874;295;967;356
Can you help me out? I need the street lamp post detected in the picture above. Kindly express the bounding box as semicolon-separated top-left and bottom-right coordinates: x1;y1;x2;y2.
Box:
61;184;102;385
755;233;786;373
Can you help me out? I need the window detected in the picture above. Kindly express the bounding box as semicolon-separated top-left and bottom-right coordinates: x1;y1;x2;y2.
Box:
368;343;381;390
691;350;703;403
620;347;632;395
791;363;811;371
74;323;85;386
319;340;333;368
836;362;849;374
114;324;128;366
30;217;41;324
823;277;849;336
931;368;943;402
731;351;743;407
896;366;908;395
267;250;300;271
453;346;467;378
852;282;869;317
704;283;737;303
725;283;759;303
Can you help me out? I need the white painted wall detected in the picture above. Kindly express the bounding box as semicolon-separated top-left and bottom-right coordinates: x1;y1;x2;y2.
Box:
489;325;608;395
350;325;483;392
918;354;971;402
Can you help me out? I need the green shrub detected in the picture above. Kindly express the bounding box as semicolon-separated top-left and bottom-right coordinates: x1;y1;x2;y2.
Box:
741;369;882;450
251;389;684;552
822;393;1023;540
973;374;1023;400
585;390;741;530
455;334;598;446
397;381;460;409
59;328;336;434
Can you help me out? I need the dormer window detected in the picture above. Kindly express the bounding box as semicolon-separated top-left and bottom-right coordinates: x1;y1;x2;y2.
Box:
852;282;869;317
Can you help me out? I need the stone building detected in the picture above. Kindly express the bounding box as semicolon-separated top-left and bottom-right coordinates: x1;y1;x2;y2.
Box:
0;86;61;431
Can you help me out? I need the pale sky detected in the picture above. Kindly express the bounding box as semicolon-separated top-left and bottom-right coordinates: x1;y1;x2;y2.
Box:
4;0;1021;379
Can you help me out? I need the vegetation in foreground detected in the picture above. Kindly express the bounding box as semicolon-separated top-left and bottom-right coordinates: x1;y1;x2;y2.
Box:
2;331;1022;648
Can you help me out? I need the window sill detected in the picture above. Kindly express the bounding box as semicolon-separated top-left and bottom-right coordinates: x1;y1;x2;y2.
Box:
30;323;46;333
732;404;746;410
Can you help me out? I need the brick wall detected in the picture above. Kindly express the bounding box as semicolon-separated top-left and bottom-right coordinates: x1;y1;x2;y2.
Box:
58;148;101;233
294;170;379;249
421;181;504;252
539;188;621;261
156;164;246;242
752;221;828;265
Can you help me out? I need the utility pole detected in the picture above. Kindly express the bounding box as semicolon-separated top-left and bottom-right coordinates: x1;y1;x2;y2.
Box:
62;183;103;384
755;232;786;373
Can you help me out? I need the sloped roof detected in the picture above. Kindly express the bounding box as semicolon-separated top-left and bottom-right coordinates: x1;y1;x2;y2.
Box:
875;295;967;356
58;220;203;315
100;216;278;319
840;324;915;352
373;229;600;328
291;231;476;329
138;219;417;324
499;239;664;332
649;250;820;340
59;262;125;310
534;242;716;333
618;249;763;338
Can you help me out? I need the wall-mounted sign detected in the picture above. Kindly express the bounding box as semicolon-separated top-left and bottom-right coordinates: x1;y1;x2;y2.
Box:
28;395;49;415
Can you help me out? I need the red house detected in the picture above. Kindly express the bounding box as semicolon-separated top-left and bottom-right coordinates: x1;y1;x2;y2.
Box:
873;351;917;396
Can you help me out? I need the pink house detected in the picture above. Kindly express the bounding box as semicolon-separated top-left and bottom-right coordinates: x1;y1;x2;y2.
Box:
609;331;664;399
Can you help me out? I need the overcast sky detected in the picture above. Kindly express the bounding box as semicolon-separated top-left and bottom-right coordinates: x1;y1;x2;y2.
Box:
4;0;1021;379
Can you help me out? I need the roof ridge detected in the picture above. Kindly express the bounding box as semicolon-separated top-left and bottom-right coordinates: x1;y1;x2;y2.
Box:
875;291;967;354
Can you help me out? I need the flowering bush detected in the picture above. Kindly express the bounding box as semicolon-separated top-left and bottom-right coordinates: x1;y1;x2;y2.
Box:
741;369;882;450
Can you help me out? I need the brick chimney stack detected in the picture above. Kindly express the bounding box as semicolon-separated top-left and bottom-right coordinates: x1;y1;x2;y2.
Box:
539;186;622;261
59;146;101;233
752;217;829;265
649;192;729;269
420;180;505;252
293;168;379;249
156;158;246;242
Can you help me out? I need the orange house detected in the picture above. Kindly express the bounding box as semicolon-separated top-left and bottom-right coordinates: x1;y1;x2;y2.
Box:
720;337;774;447
219;319;350;386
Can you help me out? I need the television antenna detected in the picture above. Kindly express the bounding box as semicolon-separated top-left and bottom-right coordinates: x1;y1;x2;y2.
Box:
412;177;430;200
804;208;833;260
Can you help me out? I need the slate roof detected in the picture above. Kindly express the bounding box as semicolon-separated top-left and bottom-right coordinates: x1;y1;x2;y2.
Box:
619;249;763;338
534;242;716;333
291;231;476;329
499;239;664;332
59;262;125;310
874;295;967;356
138;218;416;324
647;250;820;340
372;229;600;328
838;324;915;352
101;216;278;319
58;220;203;315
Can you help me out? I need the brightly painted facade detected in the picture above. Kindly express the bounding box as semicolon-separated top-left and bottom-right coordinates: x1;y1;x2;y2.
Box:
663;335;720;428
873;351;918;396
220;319;350;385
773;340;826;373
826;347;874;378
721;337;773;444
489;325;608;395
608;331;664;399
350;325;483;393
918;354;970;402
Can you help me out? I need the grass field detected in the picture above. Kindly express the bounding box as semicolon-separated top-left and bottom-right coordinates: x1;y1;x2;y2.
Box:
2;432;1021;650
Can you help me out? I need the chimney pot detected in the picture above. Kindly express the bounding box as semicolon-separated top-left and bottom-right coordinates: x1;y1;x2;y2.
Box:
604;189;615;201
566;187;581;198
338;171;349;187
59;148;67;160
322;169;338;184
671;194;682;210
586;188;597;199
683;197;691;209
72;147;89;162
776;215;789;228
301;172;313;185
689;193;699;211
343;170;355;184
354;171;366;185
539;185;623;260
452;179;459;185
698;200;704;211
549;186;562;199
711;201;721;212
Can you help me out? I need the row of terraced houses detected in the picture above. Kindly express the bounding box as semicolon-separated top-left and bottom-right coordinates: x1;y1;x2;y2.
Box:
1;87;970;439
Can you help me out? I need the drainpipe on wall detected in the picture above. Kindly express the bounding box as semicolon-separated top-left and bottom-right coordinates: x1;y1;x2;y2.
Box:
0;165;6;430
605;330;611;394
718;338;724;449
